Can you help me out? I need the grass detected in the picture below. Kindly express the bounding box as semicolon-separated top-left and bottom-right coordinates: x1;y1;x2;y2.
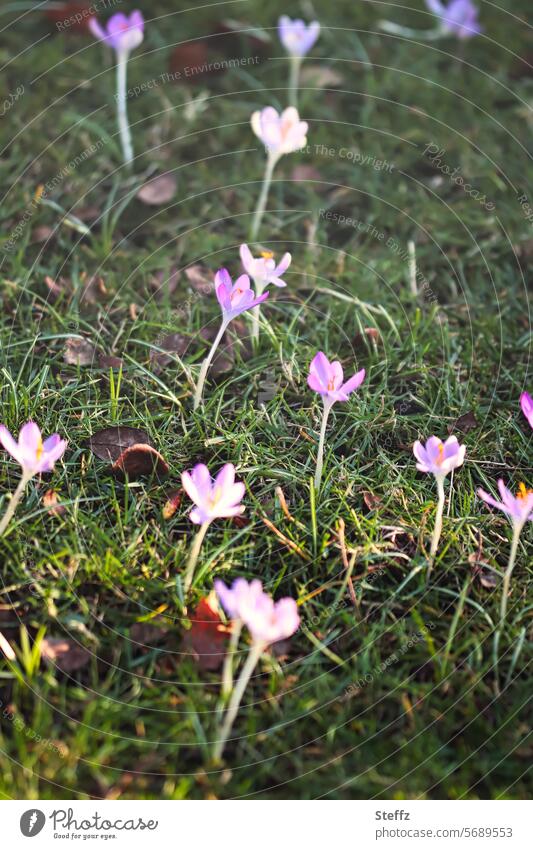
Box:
0;0;531;799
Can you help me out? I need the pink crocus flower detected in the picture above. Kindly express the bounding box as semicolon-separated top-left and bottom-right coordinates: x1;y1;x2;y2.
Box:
520;392;533;429
89;12;144;167
477;480;533;635
193;269;268;410
413;435;466;562
278;16;320;57
180;463;245;593
425;0;481;39
477;480;533;533
0;422;67;536
214;268;268;322
250;107;308;239
215;578;300;644
308;352;365;404
307;352;365;492
239;244;291;340
182;463;245;525
213;578;299;762
251;107;308;160
0;422;67;477
413;434;466;478
89;11;144;54
239;245;291;290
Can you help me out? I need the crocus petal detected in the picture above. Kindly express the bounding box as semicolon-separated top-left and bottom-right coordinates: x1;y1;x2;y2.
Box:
0;425;24;466
215;463;235;491
307;373;326;394
340;368;365;395
412;440;429;466
239;244;254;274
273;252;291;277
88;16;109;43
309;351;331;387
520;391;533;427
477;487;509;514
18;421;42;454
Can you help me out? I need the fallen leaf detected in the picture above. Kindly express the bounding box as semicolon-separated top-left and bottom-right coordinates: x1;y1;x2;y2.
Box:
64;337;98;366
162;489;182;519
448;411;479;434
150;332;189;371
45;1;96;32
40;637;90;672
79;273;107;306
89;426;152;463
32;225;55;243
129;622;169;645
353;327;381;350
43;489;66;517
112;444;169;479
149;265;181;300
44;274;68;301
184;264;213;294
98;355;124;369
182;592;230;670
300;65;344;88
362;491;382;511
169;41;229;84
290;165;326;186
137;174;177;205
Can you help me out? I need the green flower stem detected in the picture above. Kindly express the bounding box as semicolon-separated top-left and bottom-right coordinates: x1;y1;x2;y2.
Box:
213;640;265;763
314;399;333;493
116;49;134;167
0;472;32;537
183;521;210;594
250;152;277;241
193;319;228;411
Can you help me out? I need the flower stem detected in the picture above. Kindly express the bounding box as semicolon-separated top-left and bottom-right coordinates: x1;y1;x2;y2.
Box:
193;320;228;411
379;20;446;40
222;619;243;699
183;521;210;594
314;400;333;493
213;641;264;763
428;476;446;573
500;524;520;630
0;473;32;537
116;49;133;167
289;54;302;108
250;282;265;342
250;153;276;241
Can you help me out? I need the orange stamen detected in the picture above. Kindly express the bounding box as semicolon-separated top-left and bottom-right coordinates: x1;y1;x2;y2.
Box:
36;438;43;461
516;482;532;500
260;251;274;260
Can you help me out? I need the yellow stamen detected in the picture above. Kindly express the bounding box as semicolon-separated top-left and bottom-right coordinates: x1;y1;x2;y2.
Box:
516;482;532;500
260;251;274;260
327;378;335;391
209;486;223;508
36;438;43;461
436;443;444;465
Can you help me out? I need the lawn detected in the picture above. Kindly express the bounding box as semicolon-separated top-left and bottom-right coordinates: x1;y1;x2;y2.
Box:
0;0;531;800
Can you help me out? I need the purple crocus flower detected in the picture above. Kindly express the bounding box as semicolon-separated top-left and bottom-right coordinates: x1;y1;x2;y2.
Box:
278;15;320;57
215;268;269;322
308;352;365;404
425;0;481;39
520;392;533;429
251;107;308;160
193;268;269;409
213;578;300;762
478;480;533;634
478;481;533;532
89;11;144;54
181;463;245;525
413;435;466;562
0;421;67;477
181;463;245;593
308;352;365;492
0;421;67;536
240;245;291;290
413;434;466;478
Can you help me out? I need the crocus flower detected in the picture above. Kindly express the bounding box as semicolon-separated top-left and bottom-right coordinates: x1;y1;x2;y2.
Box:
182;463;245;525
180;463;245;593
520;392;533;429
0;422;67;536
251;106;308;160
278;15;320;107
249;107;308;240
477;480;533;669
89;11;145;167
193;268;268;410
307;352;365;491
425;0;481;39
240;244;291;340
213;578;299;762
278;15;320;57
413;435;466;561
413;434;466;478
88;11;144;54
